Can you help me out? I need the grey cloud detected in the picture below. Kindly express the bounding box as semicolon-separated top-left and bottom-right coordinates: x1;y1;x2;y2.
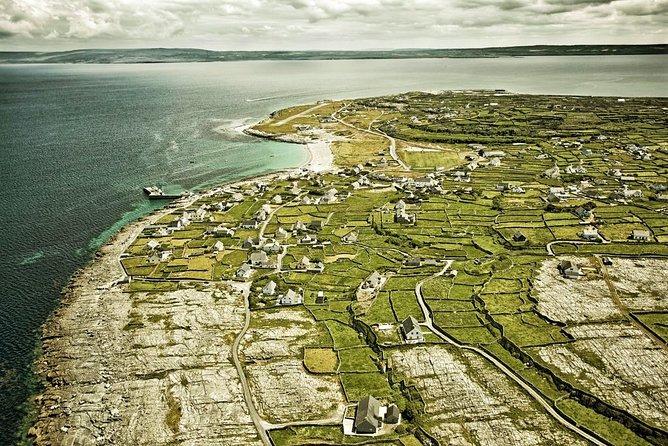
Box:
616;0;668;16
0;0;665;51
544;0;615;4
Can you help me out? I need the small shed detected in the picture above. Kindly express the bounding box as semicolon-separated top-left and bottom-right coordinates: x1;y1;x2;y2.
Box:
384;404;400;424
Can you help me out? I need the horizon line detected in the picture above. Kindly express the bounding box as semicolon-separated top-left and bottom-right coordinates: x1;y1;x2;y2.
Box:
2;42;667;54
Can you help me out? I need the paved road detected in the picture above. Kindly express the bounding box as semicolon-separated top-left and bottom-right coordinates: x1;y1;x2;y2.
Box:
376;127;409;171
414;261;608;446
546;239;609;256
231;287;272;446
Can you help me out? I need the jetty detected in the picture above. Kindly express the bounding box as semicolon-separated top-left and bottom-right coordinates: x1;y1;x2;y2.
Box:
143;186;184;200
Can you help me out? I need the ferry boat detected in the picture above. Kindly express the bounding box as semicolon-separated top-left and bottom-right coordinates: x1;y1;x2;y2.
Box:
143;186;183;200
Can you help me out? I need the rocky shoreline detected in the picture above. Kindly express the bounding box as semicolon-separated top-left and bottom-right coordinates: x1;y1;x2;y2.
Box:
26;111;342;444
28;163;297;445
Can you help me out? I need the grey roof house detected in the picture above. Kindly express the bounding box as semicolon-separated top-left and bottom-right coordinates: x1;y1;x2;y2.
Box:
384;404;400;424
558;260;582;279
354;396;381;434
401;316;423;343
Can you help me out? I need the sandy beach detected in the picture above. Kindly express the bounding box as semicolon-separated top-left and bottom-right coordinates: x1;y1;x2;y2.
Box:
302;132;336;173
213;118;336;174
243;125;337;173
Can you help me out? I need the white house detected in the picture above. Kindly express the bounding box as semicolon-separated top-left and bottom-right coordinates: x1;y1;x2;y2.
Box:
262;281;277;296
310;261;325;273
580;227;600;241
249;251;271;267
212;241;225;252
236;264;254;279
254;209;268;222
479;149;506;158
631;230;650;241
414;177;437;188
177;215;191;229
297;256;311;270
322;188;338;204
276;227;290;239
213;225;235;237
299;234;317;245
279;289;303;305
544;165;560;179
342;232;358;244
240;219;259;229
395;210;416;224
401;316;424;343
293;221;307;233
262;240;282;253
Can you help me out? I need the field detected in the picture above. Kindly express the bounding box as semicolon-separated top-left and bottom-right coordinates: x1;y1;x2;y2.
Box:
115;91;667;445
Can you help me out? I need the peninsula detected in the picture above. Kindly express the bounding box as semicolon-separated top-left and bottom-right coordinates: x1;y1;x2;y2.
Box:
30;91;668;446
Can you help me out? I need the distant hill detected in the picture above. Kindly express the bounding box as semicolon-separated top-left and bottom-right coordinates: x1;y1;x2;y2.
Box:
1;44;666;64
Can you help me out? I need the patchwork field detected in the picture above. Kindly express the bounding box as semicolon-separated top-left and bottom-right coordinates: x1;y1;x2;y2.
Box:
36;91;667;445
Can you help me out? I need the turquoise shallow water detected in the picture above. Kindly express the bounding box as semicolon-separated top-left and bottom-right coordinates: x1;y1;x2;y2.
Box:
0;55;666;443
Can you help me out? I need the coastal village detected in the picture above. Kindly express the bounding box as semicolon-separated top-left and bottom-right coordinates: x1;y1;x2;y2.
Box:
31;91;667;446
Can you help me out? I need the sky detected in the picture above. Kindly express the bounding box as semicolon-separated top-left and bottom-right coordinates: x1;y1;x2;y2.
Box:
0;0;666;51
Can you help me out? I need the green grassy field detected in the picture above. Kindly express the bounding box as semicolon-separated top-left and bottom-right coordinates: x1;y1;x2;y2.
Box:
118;90;667;445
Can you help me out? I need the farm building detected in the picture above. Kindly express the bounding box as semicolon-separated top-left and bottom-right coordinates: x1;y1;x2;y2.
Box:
236;264;254;279
558;260;582;279
279;289;303;306
362;272;384;290
354;396;382;434
513;232;527;242
401;316;424;343
262;281;277;296
630;230;650;241
384;404;400;424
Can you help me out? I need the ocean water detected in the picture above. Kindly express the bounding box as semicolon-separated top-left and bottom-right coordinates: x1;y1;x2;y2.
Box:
0;55;666;443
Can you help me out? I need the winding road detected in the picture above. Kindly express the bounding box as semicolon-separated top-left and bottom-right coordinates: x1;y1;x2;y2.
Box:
331;106;410;171
546;239;610;256
231;287;272;446
414;261;609;446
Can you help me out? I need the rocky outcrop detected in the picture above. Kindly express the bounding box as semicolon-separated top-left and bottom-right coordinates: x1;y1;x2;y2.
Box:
29;215;261;445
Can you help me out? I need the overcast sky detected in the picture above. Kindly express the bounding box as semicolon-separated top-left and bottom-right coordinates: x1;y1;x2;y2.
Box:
0;0;666;51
